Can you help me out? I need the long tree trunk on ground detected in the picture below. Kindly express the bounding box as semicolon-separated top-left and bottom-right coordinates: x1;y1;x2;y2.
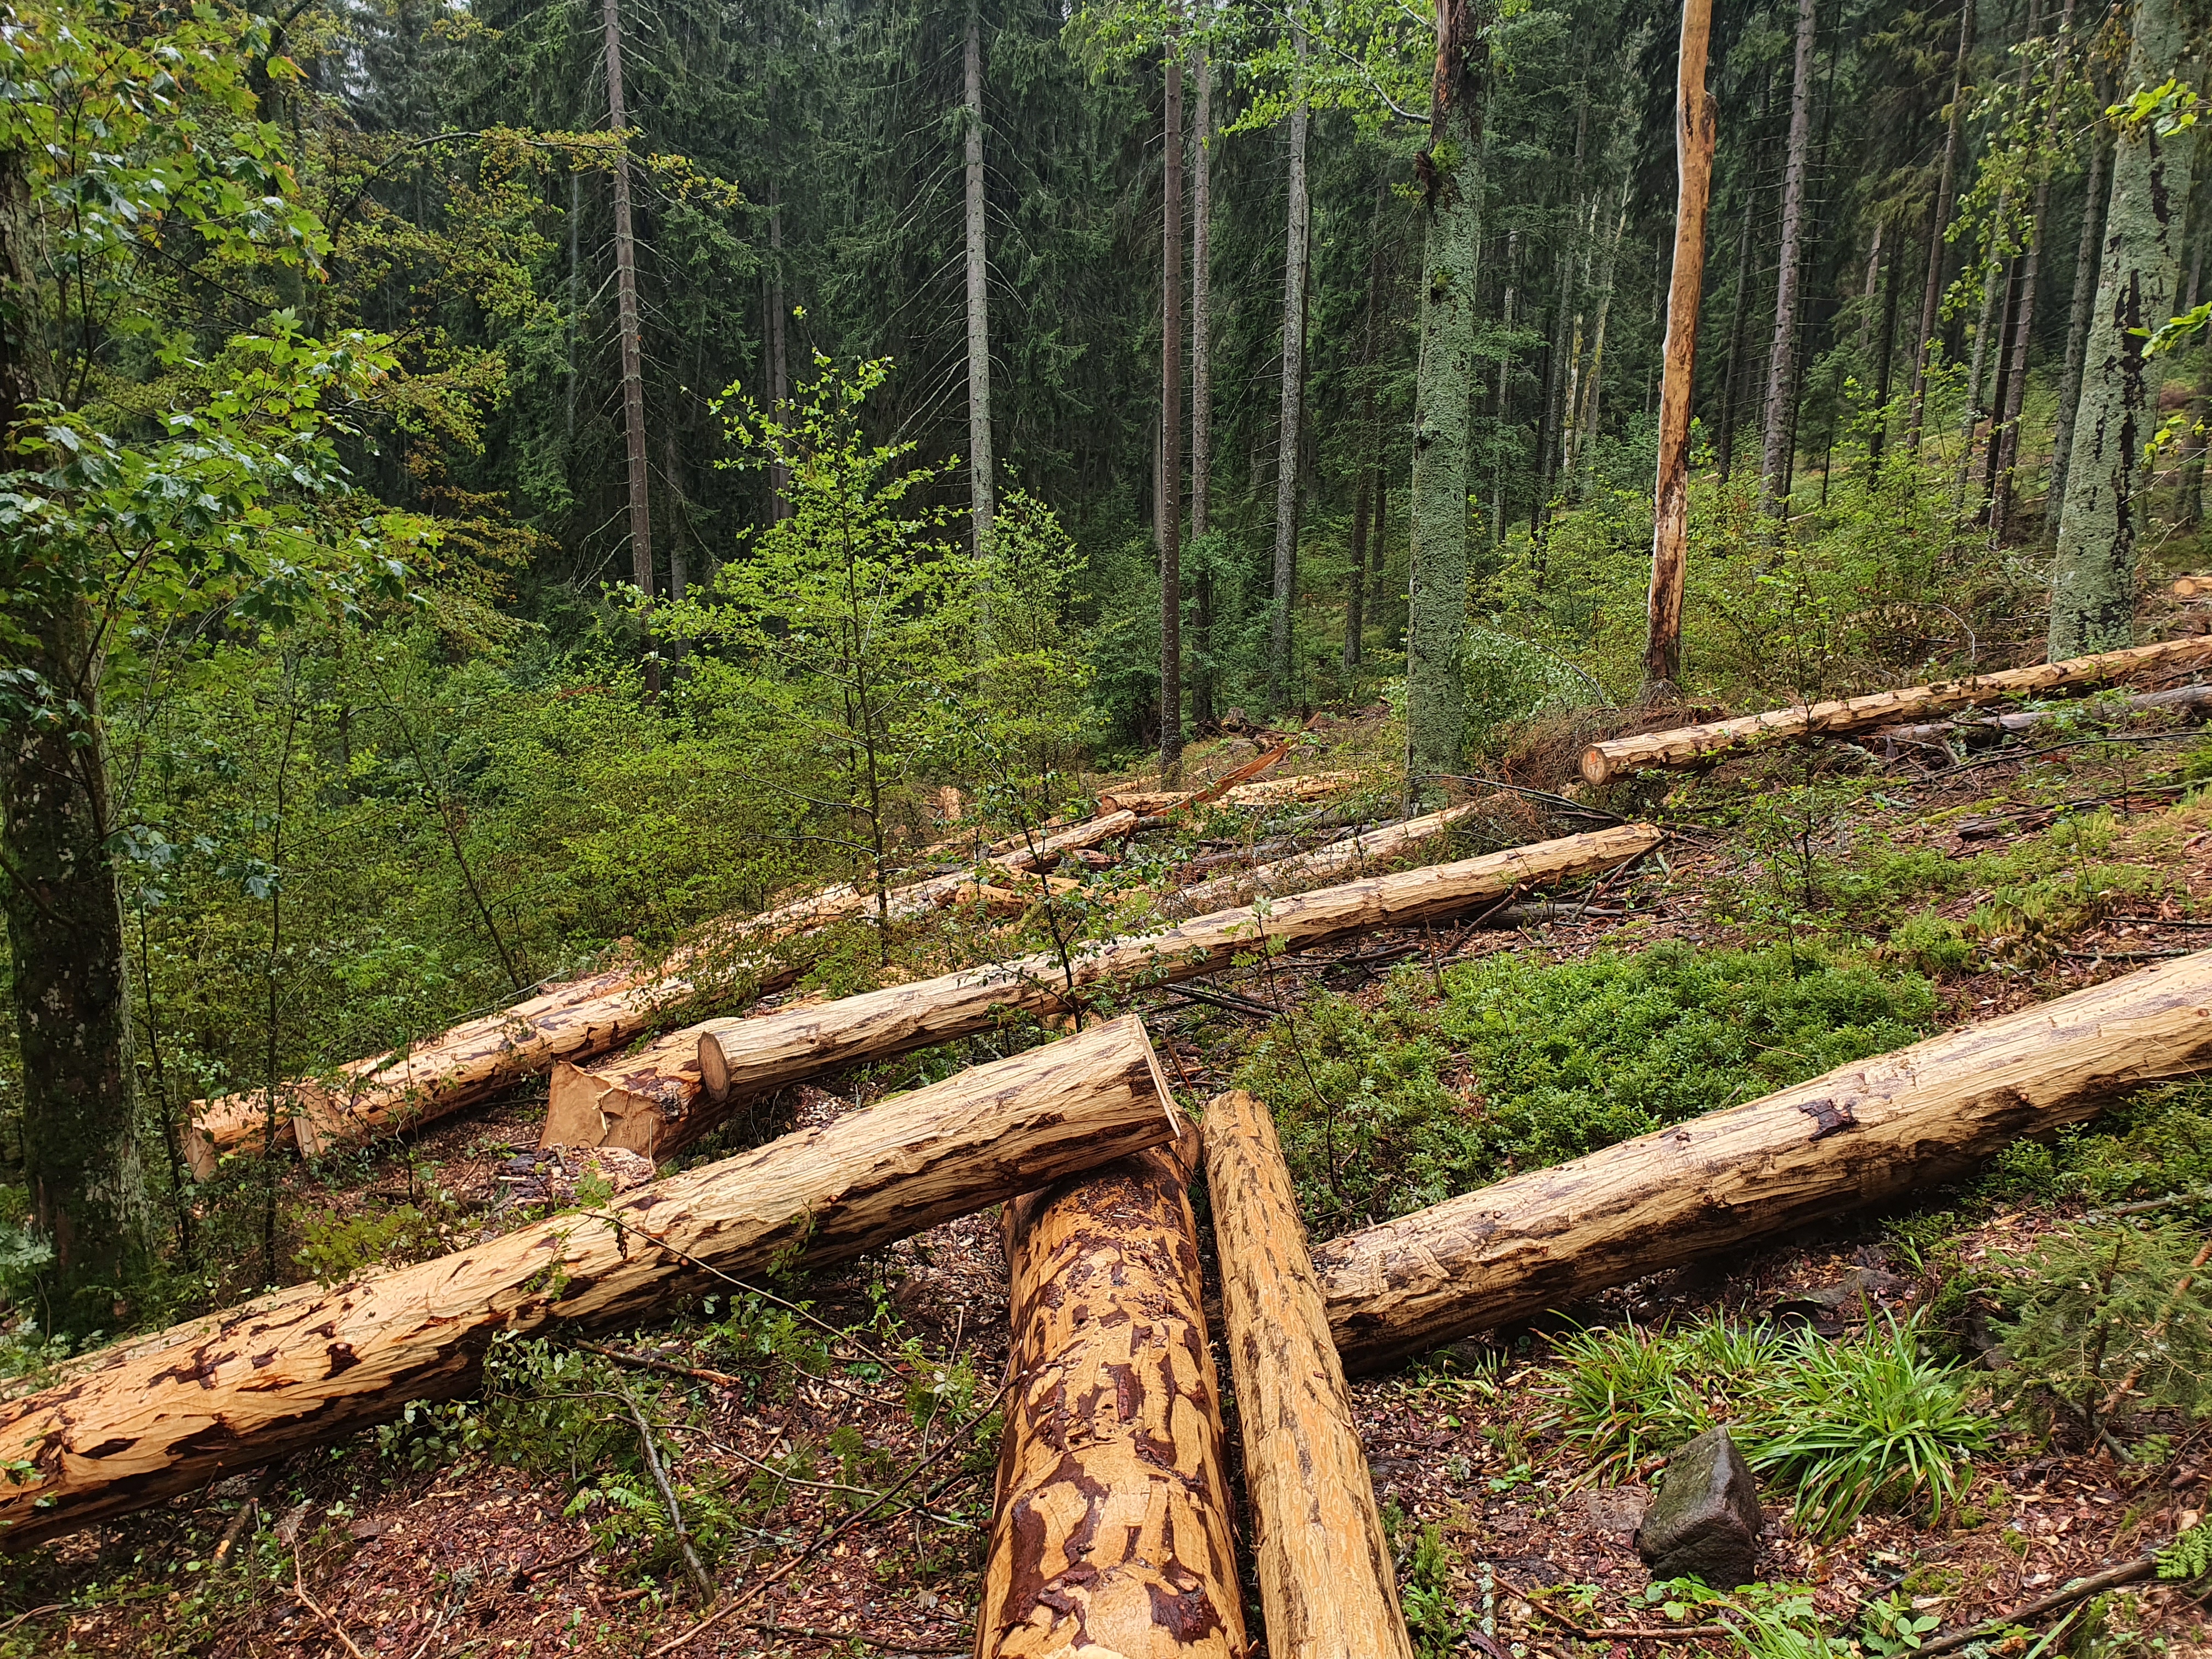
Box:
1206;1088;1417;1657
2049;0;2194;658
2051;121;2108;520
963;0;995;557
1269;29;1309;710
1644;0;1718;701
1317;949;2212;1373
0;152;145;1324
1406;0;1487;795
1759;0;1817;515
1190;47;1215;727
975;1131;1244;1658
601;0;656;696
1906;0;1973;454
0;1017;1182;1549
1161;46;1185;782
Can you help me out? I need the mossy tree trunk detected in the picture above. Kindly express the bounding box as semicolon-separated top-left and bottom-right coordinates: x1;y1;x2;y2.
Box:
2049;0;2193;657
1406;0;1488;795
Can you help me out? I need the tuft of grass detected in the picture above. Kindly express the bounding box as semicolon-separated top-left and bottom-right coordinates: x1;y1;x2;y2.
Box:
1556;1322;1781;1480
1741;1318;1989;1539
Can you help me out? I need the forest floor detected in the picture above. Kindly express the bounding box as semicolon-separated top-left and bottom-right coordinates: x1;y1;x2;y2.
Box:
13;686;2212;1659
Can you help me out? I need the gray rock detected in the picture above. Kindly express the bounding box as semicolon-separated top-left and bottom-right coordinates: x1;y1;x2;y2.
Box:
1634;1427;1763;1588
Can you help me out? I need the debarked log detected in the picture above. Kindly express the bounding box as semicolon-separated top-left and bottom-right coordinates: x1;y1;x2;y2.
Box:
1870;681;2212;753
1313;948;2212;1373
974;1130;1243;1658
1172;799;1488;913
1206;1090;1414;1659
1579;636;2212;786
0;1015;1181;1549
542;822;1655;1160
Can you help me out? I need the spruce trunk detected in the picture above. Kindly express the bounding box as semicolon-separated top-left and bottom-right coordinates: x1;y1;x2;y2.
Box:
1406;0;1487;792
601;0;656;695
1162;47;1184;782
1269;32;1310;710
963;0;995;554
1906;0;1974;452
2051;126;2108;520
2049;0;2194;657
1759;0;1817;515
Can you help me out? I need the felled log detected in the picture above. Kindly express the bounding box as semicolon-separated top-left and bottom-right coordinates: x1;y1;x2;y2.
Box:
1579;637;2212;785
974;1131;1244;1658
1098;740;1290;816
1174;800;1487;913
1872;681;2212;755
1222;770;1359;807
1314;948;2212;1374
543;822;1657;1159
2173;574;2212;599
0;1015;1181;1549
1206;1089;1414;1658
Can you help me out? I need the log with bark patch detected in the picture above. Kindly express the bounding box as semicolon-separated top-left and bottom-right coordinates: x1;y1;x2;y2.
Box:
1173;799;1489;913
1313;948;2212;1373
1580;637;2212;785
974;1130;1244;1658
544;823;1660;1159
190;811;1139;1171
1206;1088;1415;1658
0;1015;1181;1549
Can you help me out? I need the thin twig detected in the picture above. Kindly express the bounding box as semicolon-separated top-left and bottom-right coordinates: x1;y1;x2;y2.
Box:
649;1379;1011;1657
740;1623;969;1655
620;1389;715;1601
291;1554;371;1659
1913;1554;2159;1657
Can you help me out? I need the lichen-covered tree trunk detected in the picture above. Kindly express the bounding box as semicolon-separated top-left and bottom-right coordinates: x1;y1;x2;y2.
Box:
1406;0;1487;794
2051;125;2108;518
0;149;147;1320
2049;0;2193;657
974;1131;1243;1658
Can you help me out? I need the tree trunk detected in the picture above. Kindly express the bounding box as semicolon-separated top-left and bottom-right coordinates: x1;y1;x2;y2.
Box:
1406;0;1487;792
1270;30;1310;710
1317;949;2212;1373
768;186;791;520
1583;635;2211;783
601;0;656;697
1716;186;1756;482
1573;187;1629;501
1205;1088;1415;1658
1906;0;1974;455
561;825;1660;1157
975;1131;1244;1659
1346;205;1387;673
1161;48;1185;785
1644;0;1718;700
2049;0;2194;658
1760;0;1817;516
1346;470;1370;672
1173;800;1487;914
0;1017;1182;1549
1869;225;1904;467
0;148;146;1317
2050;122;2109;522
1190;48;1215;729
963;0;995;556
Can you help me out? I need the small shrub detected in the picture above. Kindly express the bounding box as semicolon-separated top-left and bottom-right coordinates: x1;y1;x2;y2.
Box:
1993;1220;2212;1425
1556;1323;1782;1479
295;1205;447;1285
1884;910;1974;977
1396;1519;1466;1658
1741;1318;1988;1538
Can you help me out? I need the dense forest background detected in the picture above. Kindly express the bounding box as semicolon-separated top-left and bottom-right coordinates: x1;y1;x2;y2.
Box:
1;0;2207;1323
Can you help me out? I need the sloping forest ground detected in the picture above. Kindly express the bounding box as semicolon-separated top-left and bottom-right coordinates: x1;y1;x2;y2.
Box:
12;629;2212;1658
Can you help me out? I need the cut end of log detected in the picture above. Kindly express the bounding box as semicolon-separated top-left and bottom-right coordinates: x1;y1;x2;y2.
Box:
1579;746;1613;788
542;1057;693;1159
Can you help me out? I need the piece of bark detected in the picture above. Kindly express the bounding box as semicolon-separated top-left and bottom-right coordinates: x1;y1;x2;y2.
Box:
1314;948;2212;1373
1174;800;1487;913
1205;1088;1414;1659
975;1131;1243;1658
1581;637;2212;785
0;1015;1180;1549
589;823;1655;1160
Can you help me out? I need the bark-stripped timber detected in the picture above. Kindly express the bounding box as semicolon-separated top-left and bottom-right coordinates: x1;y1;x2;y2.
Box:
975;1130;1244;1659
2172;575;2212;599
1097;740;1293;817
1314;950;2212;1374
1173;800;1487;913
1580;637;2212;785
0;1016;1182;1549
1873;682;2212;752
1206;1089;1415;1659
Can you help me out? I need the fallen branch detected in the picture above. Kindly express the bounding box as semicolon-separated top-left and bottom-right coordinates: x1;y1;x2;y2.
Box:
0;1017;1180;1547
291;1553;371;1659
620;1390;715;1601
1580;638;2212;785
1914;1554;2159;1658
1316;950;2212;1372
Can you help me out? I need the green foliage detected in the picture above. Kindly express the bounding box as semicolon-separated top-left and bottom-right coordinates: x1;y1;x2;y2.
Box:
293;1205;448;1285
1976;1085;2212;1209
1990;1221;2212;1425
2158;1519;2212;1583
1741;1320;1989;1539
1556;1322;1782;1479
1397;1520;1466;1659
1884;910;1974;977
1859;1592;1943;1656
1238;941;1933;1226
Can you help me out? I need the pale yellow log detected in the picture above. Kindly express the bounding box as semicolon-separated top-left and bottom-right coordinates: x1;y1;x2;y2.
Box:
0;1015;1180;1550
1579;636;2212;785
1175;800;1487;913
1315;949;2212;1372
976;1132;1244;1659
1205;1088;1413;1659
